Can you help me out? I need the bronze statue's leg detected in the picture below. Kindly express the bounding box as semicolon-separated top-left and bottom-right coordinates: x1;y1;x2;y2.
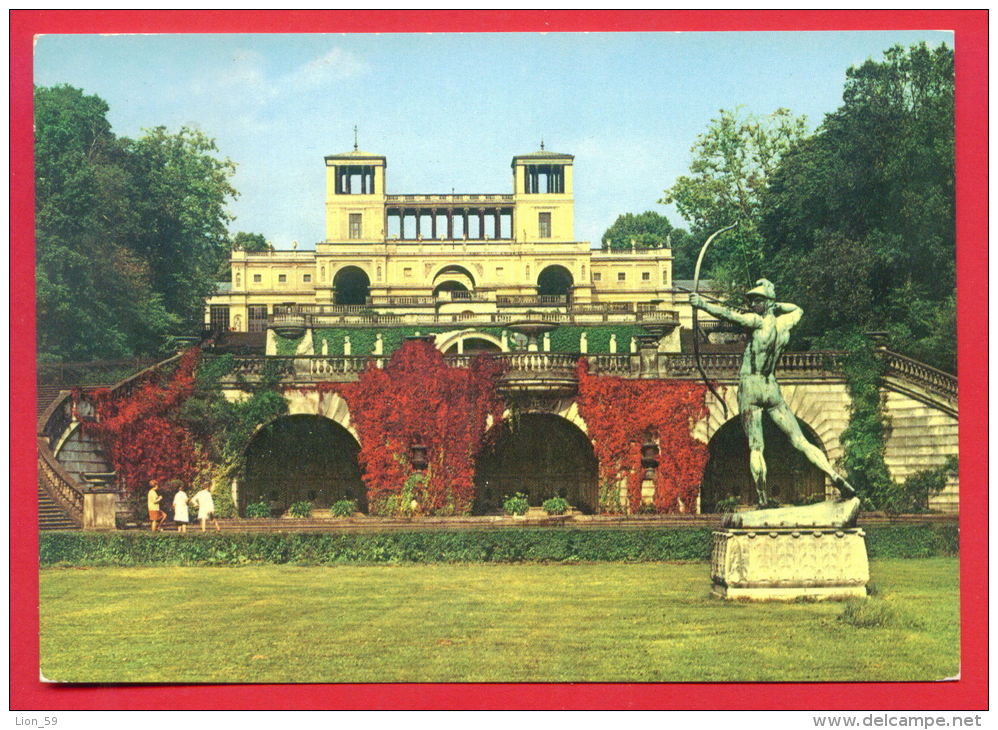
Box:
741;406;768;506
767;401;855;499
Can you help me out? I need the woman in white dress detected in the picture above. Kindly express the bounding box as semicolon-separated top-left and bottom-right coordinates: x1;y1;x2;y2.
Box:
171;480;190;534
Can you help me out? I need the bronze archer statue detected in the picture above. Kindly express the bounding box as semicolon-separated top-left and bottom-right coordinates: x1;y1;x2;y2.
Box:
690;278;856;507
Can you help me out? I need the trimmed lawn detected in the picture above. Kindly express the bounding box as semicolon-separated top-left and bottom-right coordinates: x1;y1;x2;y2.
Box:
39;559;959;683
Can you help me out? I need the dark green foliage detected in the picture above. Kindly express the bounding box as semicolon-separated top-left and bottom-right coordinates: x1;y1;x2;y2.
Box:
837;334;894;510
245;502;271;518
864;525;958;559
601;211;683;251
35;85;237;362
232;231;269;252
330;499;357;517
503;493;529;516
887;456;958;514
542;497;570;515
178;354;288;471
217;232;269;279
39;524;956;566
288;501;312;518
761;43;955;371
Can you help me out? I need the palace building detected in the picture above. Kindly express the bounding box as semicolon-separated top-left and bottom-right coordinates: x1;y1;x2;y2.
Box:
205;144;696;352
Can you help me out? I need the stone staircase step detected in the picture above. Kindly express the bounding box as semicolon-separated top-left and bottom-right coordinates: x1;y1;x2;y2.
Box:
37;482;78;531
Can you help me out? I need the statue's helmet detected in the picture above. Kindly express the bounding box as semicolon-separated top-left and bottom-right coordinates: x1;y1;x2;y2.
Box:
746;278;776;300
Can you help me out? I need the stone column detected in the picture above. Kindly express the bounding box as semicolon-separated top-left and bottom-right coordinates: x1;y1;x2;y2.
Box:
447;209;454;239
478;209;485;239
431;209;438;240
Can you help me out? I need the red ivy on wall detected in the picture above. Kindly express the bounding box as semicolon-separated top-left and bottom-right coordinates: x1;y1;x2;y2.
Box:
575;359;710;513
334;340;508;515
84;348;205;493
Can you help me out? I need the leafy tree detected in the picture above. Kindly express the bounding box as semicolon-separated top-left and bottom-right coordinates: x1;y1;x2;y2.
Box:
35;84;238;361
761;43;955;370
662;107;808;285
35;85;175;361
600;211;699;280
216;232;269;280
232;231;269;252
601;211;673;250
121;126;237;330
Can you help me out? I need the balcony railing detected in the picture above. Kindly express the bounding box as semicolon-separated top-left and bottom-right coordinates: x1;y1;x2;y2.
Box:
495;295;568;307
265;304;680;330
385;193;514;205
217;349;853;386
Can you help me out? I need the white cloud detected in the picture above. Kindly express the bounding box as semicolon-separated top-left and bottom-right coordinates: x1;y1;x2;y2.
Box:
284;47;369;92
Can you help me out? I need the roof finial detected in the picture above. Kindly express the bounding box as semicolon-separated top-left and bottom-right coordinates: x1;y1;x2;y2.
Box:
353;125;359;152
540;137;545;151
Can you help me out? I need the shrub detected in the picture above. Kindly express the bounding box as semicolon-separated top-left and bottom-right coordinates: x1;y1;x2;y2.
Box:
503;493;529;516
288;501;312;518
637;502;658;514
245;501;271;518
330;499;357;517
714;496;740;513
542;497;570;515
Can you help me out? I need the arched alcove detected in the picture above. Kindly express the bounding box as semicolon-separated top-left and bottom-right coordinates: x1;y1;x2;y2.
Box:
241;415;366;514
474;413;598;514
699;414;826;512
537;265;574;299
333;266;371;305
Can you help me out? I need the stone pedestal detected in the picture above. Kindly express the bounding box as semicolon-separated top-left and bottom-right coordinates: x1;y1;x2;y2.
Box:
711;527;869;601
83;490;118;530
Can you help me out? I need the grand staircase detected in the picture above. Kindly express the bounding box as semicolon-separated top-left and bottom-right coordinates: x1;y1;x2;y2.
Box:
38;480;78;530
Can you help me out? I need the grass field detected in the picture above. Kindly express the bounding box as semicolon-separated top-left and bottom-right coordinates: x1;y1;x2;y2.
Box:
39;559;959;683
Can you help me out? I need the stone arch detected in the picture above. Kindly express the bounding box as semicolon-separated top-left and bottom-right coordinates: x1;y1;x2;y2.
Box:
240;414;366;515
691;381;847;466
333;265;371;305
474;410;598;514
537;264;574;298
283;388;359;443
431;264;476;292
699;412;828;512
435;329;506;354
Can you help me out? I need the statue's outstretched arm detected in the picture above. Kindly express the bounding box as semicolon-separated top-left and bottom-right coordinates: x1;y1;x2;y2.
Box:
691;295;761;329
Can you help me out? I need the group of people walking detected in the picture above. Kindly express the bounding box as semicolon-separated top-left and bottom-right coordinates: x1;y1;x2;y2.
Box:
146;479;220;533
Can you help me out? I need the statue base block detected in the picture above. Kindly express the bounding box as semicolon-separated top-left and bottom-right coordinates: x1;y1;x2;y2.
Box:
711;527;869;601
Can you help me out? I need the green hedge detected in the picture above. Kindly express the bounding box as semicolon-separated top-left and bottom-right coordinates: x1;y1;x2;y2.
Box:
40;525;957;566
864;525;959;559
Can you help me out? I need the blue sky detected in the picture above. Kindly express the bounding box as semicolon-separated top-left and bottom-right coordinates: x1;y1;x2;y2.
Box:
34;30;952;249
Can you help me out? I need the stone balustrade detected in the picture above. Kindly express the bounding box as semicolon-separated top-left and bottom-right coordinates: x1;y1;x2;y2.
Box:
37;441;85;524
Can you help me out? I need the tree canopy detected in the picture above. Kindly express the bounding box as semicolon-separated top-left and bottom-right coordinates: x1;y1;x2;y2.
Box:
35;84;237;362
599;211;698;279
661;107;808;286
761;43;955;370
659;43;954;371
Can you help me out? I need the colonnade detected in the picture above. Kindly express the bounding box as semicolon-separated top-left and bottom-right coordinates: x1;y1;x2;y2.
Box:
386;206;514;240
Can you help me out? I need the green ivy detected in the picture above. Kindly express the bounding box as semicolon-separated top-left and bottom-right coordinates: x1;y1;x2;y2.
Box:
836;333;895;510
